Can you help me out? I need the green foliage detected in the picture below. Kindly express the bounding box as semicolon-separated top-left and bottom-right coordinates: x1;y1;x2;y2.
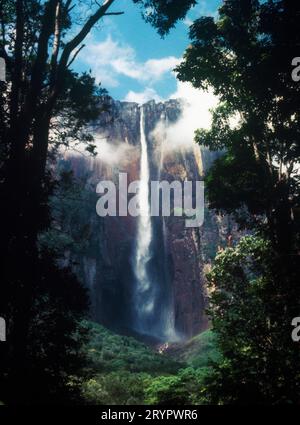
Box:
132;0;197;36
39;163;100;257
167;330;221;369
142;330;221;405
176;0;300;404
203;236;300;404
51;71;108;153
82;321;182;375
78;321;183;405
0;0;202;406
82;372;150;405
77;322;222;405
203;127;275;218
177;0;300;252
144;368;208;405
186;331;222;369
0;255;90;405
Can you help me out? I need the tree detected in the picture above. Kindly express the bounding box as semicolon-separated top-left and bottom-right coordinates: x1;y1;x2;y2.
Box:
0;0;196;404
204;236;300;404
177;0;300;403
144;368;205;405
177;0;300;254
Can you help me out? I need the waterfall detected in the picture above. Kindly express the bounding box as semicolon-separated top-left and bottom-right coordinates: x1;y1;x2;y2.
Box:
134;107;155;332
133;106;179;341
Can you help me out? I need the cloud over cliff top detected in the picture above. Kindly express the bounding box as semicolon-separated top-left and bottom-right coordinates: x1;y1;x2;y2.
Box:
150;81;219;152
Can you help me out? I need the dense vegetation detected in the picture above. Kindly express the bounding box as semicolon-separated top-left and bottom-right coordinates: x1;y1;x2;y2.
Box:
79;322;219;405
0;0;197;405
177;0;300;404
0;0;299;406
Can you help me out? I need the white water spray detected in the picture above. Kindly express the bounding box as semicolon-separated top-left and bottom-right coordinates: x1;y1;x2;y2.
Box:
133;107;179;341
134;108;155;323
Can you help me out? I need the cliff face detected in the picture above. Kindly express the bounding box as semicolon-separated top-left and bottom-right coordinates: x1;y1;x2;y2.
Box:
62;97;233;340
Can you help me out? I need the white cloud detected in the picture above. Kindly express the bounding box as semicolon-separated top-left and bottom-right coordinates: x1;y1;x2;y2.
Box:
80;36;133;87
65;135;136;166
170;81;219;130
152;81;219;152
80;35;180;87
124;87;162;104
93;137;136;165
80;34;220;154
142;57;180;80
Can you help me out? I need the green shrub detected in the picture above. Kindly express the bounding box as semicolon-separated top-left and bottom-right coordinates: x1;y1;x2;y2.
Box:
144;367;210;405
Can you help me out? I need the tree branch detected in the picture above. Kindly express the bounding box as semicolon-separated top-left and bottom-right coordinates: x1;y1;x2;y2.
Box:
104;12;124;15
50;0;62;85
58;0;116;70
46;0;116;113
64;0;72;9
12;0;59;162
9;0;24;124
67;44;85;68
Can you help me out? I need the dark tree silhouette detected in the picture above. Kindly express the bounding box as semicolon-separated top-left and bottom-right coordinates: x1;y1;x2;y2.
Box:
0;0;196;404
177;0;300;404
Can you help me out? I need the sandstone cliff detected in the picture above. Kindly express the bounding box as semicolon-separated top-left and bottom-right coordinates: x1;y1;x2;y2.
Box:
60;97;237;340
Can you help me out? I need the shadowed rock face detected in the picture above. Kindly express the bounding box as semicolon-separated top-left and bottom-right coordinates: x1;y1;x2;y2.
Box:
61;97;235;341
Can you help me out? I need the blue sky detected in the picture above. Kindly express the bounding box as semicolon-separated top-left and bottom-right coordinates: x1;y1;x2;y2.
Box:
75;0;220;103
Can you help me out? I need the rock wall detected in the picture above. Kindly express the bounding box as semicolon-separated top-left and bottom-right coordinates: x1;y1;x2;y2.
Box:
61;97;235;340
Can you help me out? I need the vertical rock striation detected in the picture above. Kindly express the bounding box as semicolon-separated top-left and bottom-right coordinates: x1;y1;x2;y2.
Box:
60;97;235;341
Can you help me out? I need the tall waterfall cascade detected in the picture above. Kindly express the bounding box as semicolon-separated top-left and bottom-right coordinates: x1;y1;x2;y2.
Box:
133;107;178;341
134;107;156;333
